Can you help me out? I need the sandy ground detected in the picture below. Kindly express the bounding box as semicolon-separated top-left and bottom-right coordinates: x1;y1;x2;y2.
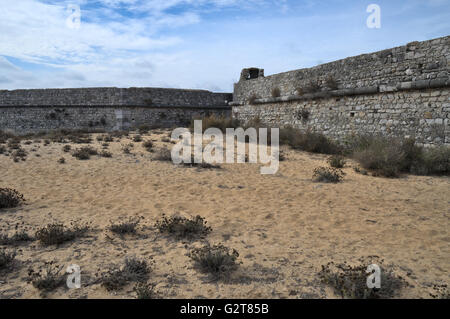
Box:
0;129;448;299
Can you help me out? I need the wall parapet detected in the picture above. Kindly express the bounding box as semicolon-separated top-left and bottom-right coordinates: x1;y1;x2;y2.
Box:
0;87;232;109
230;77;450;106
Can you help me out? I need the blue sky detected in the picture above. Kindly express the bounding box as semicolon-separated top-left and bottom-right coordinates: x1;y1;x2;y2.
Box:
0;0;449;91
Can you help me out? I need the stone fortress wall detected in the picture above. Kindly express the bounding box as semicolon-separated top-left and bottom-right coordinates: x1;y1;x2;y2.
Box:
0;87;232;133
231;36;450;146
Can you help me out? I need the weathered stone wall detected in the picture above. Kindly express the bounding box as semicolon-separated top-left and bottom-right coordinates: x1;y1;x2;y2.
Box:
232;36;450;146
233;88;449;146
0;87;232;134
234;36;449;103
0;106;230;134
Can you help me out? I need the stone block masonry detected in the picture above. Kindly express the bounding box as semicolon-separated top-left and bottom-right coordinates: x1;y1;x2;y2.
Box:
232;36;450;146
0;87;232;134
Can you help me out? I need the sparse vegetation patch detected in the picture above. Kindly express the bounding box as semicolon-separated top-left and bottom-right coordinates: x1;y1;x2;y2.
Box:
27;261;65;294
188;244;240;279
0;188;25;209
279;127;342;155
101;257;152;291
134;282;157;299
72;146;98;160
318;258;408;299
108;217;140;235
328;155;346;168
0;231;34;246
0;248;16;270
313;167;345;183
155;214;212;240
35;222;90;246
152;147;172;162
143;140;153;152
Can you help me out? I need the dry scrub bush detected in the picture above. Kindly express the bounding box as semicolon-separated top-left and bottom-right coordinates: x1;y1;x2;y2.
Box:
152;147;172;162
183;155;221;169
7;138;21;150
0;231;34;246
12;148;27;162
0;131;15;144
100;150;112;158
108;217;140;235
62;145;71;152
279;127;342;155
188;244;240;279
303;80;321;93
348;136;449;177
134;282;157;299
328;155;346;168
101;257;152;291
0;249;16;270
138;125;151;134
155;215;212;240
313;167;345;183
430;284;449;299
35;222;90;246
72;146;98;160
318;258;407;299
133;135;143;142
0;188;25;209
122;144;132;154
143;140;153;152
27;261;65;294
